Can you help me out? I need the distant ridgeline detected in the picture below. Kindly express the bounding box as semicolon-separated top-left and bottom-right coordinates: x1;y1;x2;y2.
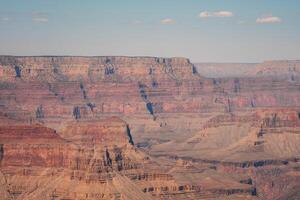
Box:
0;56;299;123
0;56;196;82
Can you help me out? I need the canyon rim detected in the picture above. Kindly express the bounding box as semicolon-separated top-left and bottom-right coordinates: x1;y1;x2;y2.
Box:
1;1;300;200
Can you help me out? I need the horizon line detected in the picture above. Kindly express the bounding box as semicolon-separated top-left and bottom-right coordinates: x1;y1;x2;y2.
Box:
0;55;299;64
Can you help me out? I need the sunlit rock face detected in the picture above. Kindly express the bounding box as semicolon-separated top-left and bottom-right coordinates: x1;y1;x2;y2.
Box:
0;56;300;199
0;56;299;125
0;118;192;200
0;56;204;125
0;56;194;81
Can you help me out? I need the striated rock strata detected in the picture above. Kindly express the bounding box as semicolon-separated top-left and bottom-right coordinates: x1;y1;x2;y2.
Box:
0;56;300;199
0;117;198;200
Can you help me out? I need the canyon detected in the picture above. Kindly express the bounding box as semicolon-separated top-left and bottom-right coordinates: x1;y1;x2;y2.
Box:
195;60;300;78
0;56;300;200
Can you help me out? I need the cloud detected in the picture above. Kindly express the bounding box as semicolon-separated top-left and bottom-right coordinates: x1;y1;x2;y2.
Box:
132;20;142;25
31;12;49;23
237;20;246;25
160;18;175;25
256;16;281;24
199;11;234;18
1;17;10;22
32;17;48;23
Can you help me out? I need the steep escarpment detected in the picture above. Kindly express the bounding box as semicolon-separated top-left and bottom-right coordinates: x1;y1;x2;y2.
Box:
0;56;300;199
0;56;204;128
0;56;194;82
1;56;299;128
149;108;300;200
0;117;198;200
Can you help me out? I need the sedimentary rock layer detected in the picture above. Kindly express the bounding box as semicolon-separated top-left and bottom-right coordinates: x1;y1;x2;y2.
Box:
0;56;300;199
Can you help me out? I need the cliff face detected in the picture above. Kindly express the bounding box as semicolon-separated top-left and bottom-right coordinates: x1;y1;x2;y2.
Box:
0;56;204;126
0;56;194;82
0;56;300;199
0;118;195;200
0;56;299;125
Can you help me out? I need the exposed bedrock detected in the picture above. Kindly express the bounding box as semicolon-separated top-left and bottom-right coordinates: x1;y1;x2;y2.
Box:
0;56;300;199
0;56;299;128
0;118;199;200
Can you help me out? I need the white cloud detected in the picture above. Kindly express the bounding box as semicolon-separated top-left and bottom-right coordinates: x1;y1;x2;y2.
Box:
199;11;234;18
256;16;281;24
132;20;142;25
32;17;49;23
237;20;245;25
31;12;49;24
160;18;175;25
1;17;10;22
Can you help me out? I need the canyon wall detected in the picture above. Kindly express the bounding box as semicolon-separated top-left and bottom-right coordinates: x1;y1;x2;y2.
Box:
0;56;299;125
0;56;300;199
0;118;198;200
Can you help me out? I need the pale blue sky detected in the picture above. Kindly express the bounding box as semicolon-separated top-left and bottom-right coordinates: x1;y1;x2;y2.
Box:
0;0;299;62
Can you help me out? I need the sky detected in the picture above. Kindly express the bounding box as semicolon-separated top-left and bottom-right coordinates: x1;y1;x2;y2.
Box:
0;0;299;62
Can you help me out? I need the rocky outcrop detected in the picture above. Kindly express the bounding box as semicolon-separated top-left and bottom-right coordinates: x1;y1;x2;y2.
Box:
0;56;194;82
1;56;299;128
0;117;201;200
1;56;300;199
